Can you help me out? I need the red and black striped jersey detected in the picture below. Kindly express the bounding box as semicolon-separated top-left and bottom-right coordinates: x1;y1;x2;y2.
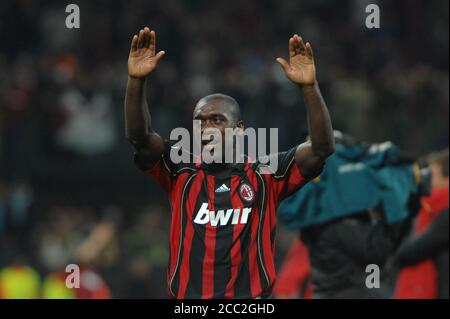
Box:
135;143;308;299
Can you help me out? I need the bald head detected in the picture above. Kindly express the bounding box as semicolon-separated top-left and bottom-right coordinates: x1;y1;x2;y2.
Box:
194;93;241;124
193;93;244;159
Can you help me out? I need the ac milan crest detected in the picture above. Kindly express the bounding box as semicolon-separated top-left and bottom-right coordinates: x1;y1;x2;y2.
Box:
239;182;255;203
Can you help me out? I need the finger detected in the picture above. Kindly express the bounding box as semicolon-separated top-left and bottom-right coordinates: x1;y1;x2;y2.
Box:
137;29;145;49
149;30;156;55
289;37;296;57
298;36;307;55
305;42;314;60
155;50;165;62
292;34;301;55
143;27;151;48
293;35;303;55
276;57;290;73
130;35;138;52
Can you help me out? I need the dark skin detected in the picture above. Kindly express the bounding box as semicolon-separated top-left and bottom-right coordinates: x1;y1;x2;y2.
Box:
125;28;335;178
193;97;243;158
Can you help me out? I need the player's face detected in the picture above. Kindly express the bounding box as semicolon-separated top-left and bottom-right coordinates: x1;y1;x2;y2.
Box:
193;102;238;152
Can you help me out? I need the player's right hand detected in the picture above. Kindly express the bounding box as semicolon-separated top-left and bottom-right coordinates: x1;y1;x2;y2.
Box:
128;27;165;79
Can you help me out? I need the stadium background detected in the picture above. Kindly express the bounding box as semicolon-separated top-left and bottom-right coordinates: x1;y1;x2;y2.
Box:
0;0;448;298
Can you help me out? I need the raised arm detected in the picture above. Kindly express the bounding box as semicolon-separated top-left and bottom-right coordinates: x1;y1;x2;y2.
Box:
277;35;335;179
125;27;166;169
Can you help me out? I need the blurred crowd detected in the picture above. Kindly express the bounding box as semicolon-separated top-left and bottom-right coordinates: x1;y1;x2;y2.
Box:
0;0;448;298
0;187;172;298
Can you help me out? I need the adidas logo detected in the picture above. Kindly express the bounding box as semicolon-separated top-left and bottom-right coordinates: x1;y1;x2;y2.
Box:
215;184;231;193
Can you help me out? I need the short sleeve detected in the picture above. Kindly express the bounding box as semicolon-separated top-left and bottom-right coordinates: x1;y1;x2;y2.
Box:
134;141;176;193
261;146;308;200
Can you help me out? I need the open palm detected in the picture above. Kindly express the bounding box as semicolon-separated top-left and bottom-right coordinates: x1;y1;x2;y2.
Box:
128;27;165;78
277;35;316;86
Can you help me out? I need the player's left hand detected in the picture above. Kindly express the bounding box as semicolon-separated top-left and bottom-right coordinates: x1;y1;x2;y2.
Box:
277;35;316;86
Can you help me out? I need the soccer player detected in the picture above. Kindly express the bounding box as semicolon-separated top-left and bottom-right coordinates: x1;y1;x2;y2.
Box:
124;27;335;299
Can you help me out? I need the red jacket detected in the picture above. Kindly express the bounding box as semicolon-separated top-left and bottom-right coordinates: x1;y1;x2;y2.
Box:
394;187;449;299
272;239;312;299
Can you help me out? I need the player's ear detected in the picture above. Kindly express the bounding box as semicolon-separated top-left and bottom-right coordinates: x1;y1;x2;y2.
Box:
236;120;244;130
